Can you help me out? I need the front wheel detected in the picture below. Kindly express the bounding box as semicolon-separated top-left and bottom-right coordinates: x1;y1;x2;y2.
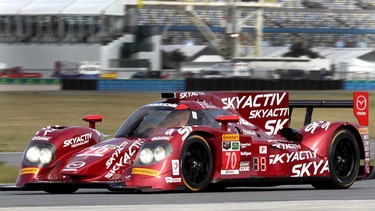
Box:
181;135;213;192
312;128;360;189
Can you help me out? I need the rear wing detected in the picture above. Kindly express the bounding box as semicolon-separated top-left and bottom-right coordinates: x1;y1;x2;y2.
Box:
289;92;369;126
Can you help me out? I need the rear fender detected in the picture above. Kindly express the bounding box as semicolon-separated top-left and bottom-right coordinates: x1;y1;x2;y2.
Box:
300;122;366;163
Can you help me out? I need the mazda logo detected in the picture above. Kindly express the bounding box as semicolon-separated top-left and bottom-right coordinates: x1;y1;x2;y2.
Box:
356;95;367;111
66;161;86;169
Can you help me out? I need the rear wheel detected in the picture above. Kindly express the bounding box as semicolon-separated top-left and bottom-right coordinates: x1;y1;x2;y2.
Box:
181;135;213;192
312;128;360;189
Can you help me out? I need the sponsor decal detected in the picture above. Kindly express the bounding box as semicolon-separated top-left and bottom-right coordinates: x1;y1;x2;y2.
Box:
238;118;254;126
179;92;205;99
359;127;369;135
63;132;92;148
219;93;290;136
240;143;251;149
249;108;289;119
105;141;129;168
221;135;241;174
242;129;256;136
222;134;239;141
151;136;172;141
271;143;301;150
221;169;239;175
291;160;329;177
231;142;240;150
177;126;193;141
241;151;251;156
192;111;198;119
365;141;370;147
259;146;267;154
304;121;331;134
265;119;289;135
366;163;370;173
222;142;231;150
20;167;39;175
222;141;240;151
165;177;182;184
165;129;175;136
172;159;179;176
31;136;52;141
221;93;287;109
132;168;160;177
42;127;58;136
63;161;86;171
104;140;143;178
196;101;216;109
143;103;177;108
93;129;102;137
239;161;250;171
269;149;318;165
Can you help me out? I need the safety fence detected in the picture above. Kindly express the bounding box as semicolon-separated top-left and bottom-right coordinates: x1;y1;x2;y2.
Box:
185;78;343;91
1;78;375;91
62;79;185;91
0;78;60;85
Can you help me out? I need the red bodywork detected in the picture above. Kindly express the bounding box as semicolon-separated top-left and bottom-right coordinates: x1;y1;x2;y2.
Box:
0;67;42;78
3;91;371;192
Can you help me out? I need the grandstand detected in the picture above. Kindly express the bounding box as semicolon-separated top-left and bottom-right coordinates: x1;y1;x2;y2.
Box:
138;0;375;49
0;0;374;75
0;0;160;71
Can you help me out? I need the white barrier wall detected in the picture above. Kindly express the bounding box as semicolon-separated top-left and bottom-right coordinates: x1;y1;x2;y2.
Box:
0;44;101;69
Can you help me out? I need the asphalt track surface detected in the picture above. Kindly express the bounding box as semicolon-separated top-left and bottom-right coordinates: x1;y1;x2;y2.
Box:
1;181;375;210
2;143;375;210
1;152;375;210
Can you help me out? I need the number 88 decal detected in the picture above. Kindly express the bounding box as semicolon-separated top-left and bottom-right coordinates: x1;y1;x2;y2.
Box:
253;157;267;171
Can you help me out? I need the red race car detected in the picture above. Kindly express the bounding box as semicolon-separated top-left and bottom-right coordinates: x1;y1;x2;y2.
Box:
1;91;372;193
0;67;42;78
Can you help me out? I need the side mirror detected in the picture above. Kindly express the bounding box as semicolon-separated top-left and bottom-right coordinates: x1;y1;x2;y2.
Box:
83;115;102;129
215;115;240;131
280;128;303;142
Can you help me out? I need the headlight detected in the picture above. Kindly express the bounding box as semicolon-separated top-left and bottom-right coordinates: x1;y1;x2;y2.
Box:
25;146;40;163
24;142;56;167
39;148;53;164
139;148;154;165
154;146;166;162
135;142;173;166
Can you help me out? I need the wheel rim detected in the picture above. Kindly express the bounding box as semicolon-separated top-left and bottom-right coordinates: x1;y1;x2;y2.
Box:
333;138;355;180
182;142;210;187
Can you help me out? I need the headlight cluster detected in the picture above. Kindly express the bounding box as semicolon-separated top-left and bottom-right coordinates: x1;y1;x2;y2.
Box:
137;142;172;166
24;142;56;167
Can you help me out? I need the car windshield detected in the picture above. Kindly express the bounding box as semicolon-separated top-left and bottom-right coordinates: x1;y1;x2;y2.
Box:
115;104;191;138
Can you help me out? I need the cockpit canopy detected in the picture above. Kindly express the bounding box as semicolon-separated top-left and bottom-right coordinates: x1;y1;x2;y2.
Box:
115;102;230;138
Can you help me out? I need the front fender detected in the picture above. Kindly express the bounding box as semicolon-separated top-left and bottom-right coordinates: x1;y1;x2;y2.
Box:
15;126;102;187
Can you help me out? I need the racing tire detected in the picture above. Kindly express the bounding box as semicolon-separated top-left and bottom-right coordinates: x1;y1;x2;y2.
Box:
312;128;360;189
43;186;79;194
181;135;213;192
